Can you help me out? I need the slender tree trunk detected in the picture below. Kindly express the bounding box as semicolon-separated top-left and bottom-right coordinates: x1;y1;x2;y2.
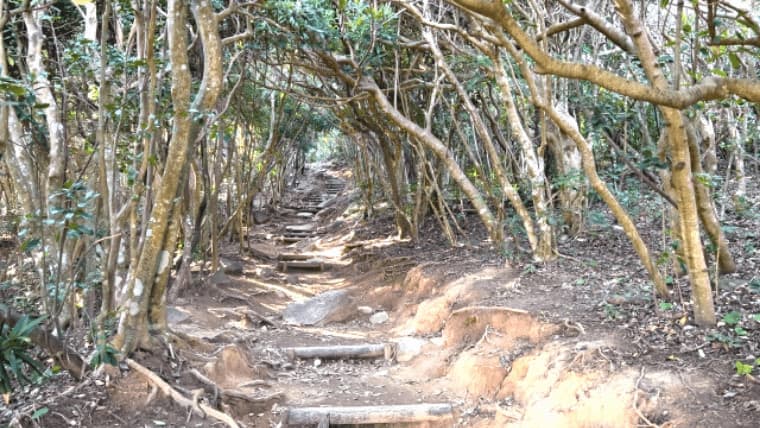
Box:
360;76;502;242
490;54;555;258
685;124;736;274
615;0;715;325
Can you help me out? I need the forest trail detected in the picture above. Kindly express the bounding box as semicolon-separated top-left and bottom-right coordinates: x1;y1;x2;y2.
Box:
99;165;725;428
160;165;460;427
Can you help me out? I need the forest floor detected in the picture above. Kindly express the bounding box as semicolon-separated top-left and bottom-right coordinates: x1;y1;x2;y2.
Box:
3;163;760;427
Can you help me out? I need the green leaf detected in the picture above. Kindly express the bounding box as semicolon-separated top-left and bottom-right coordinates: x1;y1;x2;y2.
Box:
20;238;41;252
659;302;674;311
735;361;753;376
711;68;727;77
722;311;741;325
751;314;760;322
31;407;49;420
728;52;742;69
734;327;747;336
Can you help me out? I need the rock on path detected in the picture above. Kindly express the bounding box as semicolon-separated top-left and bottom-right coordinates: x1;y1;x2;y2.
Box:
282;290;353;326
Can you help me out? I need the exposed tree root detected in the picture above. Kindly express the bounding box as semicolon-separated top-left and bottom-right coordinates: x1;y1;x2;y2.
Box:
633;367;660;428
188;368;282;407
125;358;240;428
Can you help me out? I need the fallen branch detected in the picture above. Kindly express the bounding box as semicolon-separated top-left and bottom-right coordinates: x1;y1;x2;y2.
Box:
284;403;454;425
126;358;240;428
222;389;284;403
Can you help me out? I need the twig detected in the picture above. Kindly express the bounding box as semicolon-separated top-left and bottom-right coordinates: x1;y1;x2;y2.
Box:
189;368;220;405
238;380;271;388
106;409;128;425
562;319;586;336
144;384;158;406
125;358;240;428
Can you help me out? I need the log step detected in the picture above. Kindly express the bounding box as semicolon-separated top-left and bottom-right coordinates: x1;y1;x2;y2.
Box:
285;224;315;232
283;343;395;361
283;232;314;238
284;403;454;426
278;260;326;272
277;253;313;261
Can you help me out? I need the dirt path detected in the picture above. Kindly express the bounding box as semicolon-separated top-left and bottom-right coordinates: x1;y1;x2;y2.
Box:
161;167;460;427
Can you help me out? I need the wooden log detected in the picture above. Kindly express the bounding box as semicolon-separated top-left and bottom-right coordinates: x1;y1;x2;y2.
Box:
285;224;315;232
283;231;314;238
284;403;454;425
278;236;304;244
283;343;395;360
277;260;325;272
278;253;313;261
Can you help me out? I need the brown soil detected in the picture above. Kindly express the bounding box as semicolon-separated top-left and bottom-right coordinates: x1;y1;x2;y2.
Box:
2;164;759;427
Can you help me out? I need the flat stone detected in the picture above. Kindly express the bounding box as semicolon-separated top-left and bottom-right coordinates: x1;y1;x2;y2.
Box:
167;306;192;324
283;290;352;326
393;337;427;362
222;259;244;275
370;311;389;325
209;270;230;286
357;306;374;315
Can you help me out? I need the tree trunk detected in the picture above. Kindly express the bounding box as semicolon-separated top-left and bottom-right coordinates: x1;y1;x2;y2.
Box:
115;0;219;352
617;0;715;325
685;123;736;274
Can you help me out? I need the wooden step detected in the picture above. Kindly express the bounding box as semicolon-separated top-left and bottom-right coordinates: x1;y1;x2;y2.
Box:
285;224;315;232
277;260;326;272
283;231;314;238
277;253;313;261
283;403;454;426
283;343;395;361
